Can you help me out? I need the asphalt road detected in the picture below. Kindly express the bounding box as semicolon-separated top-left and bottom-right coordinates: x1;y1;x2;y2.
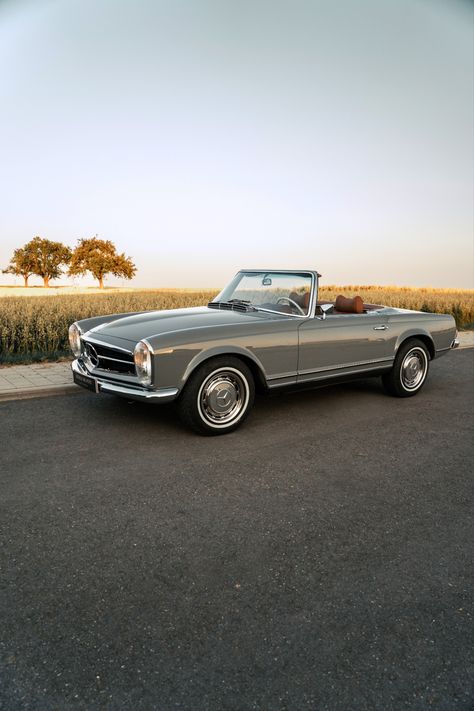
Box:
1;349;473;710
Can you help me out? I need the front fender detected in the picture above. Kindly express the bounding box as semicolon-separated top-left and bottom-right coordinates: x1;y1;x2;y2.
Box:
181;345;267;387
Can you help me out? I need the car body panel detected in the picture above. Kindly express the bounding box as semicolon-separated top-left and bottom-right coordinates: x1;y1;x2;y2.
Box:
386;312;455;355
297;312;393;382
155;318;300;390
97;306;264;343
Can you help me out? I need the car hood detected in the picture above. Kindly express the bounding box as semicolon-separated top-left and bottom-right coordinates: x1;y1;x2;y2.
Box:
90;306;270;344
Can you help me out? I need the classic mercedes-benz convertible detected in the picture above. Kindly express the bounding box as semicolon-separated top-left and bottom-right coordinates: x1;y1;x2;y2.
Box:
69;270;459;434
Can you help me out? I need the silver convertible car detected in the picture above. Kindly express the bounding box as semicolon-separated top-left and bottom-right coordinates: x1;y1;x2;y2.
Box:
69;270;459;435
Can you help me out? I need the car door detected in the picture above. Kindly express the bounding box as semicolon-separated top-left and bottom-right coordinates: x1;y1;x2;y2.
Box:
297;313;393;383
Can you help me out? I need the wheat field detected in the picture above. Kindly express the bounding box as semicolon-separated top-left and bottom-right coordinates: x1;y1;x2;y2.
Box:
0;286;472;364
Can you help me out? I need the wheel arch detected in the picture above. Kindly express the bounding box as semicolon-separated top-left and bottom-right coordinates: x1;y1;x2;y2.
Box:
395;331;435;360
181;346;268;392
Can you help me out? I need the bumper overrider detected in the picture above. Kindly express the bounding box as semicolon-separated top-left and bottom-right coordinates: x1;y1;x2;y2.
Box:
71;359;179;403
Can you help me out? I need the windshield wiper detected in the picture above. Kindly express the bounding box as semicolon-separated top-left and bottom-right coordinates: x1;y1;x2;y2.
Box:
207;299;257;312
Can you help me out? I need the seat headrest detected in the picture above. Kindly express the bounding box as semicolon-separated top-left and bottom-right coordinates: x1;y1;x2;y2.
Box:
334;294;364;314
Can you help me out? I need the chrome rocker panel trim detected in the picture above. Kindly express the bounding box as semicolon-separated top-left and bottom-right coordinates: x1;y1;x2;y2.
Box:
71;359;179;402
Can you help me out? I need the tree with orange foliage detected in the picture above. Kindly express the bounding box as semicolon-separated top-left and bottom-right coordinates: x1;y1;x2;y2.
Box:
69;237;136;288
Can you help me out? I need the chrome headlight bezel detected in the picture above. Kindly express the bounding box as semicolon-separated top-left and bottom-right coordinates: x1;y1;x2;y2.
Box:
68;322;83;357
134;340;152;386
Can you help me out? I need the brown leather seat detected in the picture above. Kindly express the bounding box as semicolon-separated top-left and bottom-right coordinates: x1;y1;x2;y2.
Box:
334;294;364;314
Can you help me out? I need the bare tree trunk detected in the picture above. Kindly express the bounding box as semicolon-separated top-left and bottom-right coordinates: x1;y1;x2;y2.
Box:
43;276;50;287
99;275;104;289
24;275;29;287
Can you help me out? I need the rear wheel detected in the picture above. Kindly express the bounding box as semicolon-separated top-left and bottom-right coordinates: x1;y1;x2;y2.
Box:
382;338;430;397
177;356;255;435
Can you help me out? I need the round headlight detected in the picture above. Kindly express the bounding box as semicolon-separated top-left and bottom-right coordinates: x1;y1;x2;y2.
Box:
134;340;152;385
68;323;82;357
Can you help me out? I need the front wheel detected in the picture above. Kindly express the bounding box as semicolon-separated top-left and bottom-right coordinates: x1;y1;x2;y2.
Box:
177;357;255;435
382;338;430;397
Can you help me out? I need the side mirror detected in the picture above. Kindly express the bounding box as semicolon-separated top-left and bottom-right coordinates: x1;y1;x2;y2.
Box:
318;303;333;320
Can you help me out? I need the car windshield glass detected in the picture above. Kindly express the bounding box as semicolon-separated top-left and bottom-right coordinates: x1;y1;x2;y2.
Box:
212;272;313;315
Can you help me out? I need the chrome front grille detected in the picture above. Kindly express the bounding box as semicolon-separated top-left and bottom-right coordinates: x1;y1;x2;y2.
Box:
82;339;135;375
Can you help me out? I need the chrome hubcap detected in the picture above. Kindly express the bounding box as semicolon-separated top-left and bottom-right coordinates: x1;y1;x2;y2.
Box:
199;369;248;425
401;348;427;389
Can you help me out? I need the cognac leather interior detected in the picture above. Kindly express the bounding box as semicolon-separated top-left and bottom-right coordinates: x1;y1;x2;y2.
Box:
334;294;364;314
289;292;378;315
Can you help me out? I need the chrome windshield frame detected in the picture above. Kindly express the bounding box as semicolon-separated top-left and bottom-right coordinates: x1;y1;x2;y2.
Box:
213;269;320;319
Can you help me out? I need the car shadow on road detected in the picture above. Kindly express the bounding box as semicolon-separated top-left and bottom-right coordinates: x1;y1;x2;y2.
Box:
80;375;388;438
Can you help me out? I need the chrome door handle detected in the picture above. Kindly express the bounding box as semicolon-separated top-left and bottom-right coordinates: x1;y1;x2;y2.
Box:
373;325;388;331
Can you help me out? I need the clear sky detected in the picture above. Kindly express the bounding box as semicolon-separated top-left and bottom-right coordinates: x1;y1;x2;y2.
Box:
1;0;473;289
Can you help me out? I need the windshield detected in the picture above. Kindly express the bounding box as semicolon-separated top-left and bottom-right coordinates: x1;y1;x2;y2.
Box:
212;271;313;316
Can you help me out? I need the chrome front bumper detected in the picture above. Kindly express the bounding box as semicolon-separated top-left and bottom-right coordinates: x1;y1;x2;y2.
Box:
451;338;460;349
71;359;179;403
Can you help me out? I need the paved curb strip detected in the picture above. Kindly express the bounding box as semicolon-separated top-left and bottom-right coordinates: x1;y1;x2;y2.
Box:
0;335;472;402
0;361;76;402
0;384;81;403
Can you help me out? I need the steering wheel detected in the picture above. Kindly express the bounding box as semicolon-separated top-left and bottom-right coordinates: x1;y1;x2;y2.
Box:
277;296;305;315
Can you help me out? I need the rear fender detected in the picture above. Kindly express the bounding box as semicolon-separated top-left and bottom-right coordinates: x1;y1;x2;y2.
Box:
393;328;435;359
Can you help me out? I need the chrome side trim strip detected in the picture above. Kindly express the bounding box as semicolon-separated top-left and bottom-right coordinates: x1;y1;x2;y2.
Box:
298;356;394;376
297;363;392;384
267;371;298;381
267;363;393;389
267;381;297;389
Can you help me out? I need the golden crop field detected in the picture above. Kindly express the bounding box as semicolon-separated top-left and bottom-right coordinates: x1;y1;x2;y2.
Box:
0;286;472;364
